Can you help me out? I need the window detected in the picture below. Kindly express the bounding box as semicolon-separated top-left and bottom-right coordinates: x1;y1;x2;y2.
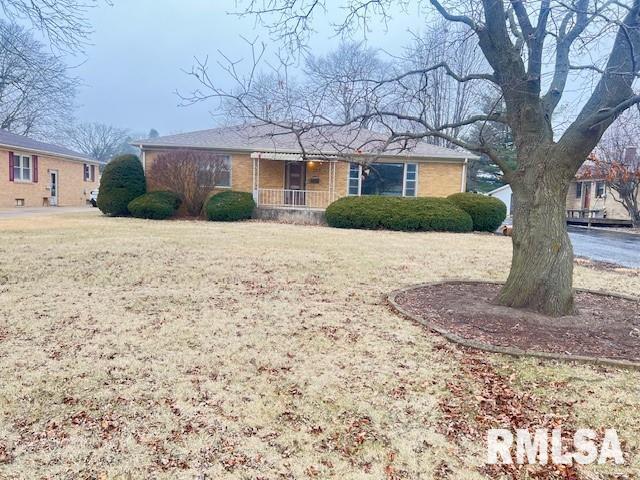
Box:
404;164;417;197
596;181;605;198
84;164;96;182
348;162;418;197
362;163;404;196
348;163;360;195
13;154;32;182
198;154;231;187
575;182;583;198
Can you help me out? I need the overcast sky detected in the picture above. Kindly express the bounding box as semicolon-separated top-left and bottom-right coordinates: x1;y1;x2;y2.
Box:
72;1;426;137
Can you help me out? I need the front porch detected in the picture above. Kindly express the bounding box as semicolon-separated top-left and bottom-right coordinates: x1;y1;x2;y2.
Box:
251;152;341;210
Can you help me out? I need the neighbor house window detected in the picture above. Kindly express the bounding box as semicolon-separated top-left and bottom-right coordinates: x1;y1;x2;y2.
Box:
596;181;605;198
575;182;583;198
198;154;231;187
13;154;32;182
84;164;96;182
348;162;418;197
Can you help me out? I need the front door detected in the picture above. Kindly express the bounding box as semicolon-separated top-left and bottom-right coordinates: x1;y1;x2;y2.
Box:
49;171;59;206
582;182;591;210
285;162;306;206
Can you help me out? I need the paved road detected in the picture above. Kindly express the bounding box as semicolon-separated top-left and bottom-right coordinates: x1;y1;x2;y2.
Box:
568;226;640;268
0;206;98;218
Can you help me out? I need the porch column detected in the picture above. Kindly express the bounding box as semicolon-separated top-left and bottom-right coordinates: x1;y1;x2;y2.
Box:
252;156;261;205
329;160;336;201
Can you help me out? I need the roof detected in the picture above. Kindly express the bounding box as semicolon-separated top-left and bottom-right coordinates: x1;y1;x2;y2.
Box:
487;184;512;195
133;124;477;160
0;130;99;164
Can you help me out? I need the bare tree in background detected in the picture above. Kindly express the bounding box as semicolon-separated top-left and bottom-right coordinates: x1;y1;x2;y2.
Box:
400;21;485;147
305;41;385;124
0;21;77;139
0;0;108;51
591;109;640;226
65;122;131;163
187;0;640;316
147;150;230;216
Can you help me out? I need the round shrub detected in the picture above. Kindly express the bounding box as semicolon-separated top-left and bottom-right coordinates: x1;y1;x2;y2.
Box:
128;191;182;220
206;191;256;221
325;196;473;232
447;192;507;232
97;154;146;216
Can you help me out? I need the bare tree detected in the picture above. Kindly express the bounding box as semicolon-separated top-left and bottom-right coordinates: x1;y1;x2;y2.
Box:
400;21;486;147
591;110;640;226
0;21;77;139
65;122;131;163
0;0;109;51
147;150;230;216
188;0;640;316
305;41;385;124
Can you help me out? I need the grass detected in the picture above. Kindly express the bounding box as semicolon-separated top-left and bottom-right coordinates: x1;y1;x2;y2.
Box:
0;211;638;479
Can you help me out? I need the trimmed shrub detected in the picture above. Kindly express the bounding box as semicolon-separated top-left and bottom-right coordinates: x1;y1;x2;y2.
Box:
97;154;146;216
206;191;255;221
128;191;182;220
325;196;473;232
447;192;507;232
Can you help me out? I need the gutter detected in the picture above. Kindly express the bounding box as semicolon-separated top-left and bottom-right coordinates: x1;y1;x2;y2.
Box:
135;143;475;163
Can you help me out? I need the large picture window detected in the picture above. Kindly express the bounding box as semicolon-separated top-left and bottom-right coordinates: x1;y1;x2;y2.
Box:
198;154;231;187
348;162;417;197
362;163;404;196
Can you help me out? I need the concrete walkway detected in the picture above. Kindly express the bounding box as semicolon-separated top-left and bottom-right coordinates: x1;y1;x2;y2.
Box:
0;206;99;218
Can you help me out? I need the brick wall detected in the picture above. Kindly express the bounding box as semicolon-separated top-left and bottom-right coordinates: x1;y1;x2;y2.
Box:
0;148;100;208
418;161;464;197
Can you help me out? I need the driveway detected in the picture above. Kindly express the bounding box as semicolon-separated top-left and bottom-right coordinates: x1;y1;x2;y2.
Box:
568;226;640;268
0;206;98;218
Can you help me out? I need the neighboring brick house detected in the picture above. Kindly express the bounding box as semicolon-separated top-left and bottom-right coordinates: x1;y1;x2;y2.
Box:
1;130;102;208
566;148;639;221
134;124;475;211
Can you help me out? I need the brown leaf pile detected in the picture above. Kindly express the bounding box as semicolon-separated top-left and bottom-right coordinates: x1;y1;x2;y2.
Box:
439;349;582;479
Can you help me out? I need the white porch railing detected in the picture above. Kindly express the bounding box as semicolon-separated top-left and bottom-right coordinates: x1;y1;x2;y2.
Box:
255;188;337;210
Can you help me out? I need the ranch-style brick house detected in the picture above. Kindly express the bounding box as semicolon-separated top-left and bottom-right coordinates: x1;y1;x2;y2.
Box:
1;130;102;208
134;124;476;213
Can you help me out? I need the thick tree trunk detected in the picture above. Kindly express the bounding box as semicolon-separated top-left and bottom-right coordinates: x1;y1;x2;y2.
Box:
497;170;575;316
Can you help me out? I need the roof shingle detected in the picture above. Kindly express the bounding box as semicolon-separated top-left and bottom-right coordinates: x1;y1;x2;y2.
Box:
134;124;476;160
0;130;98;163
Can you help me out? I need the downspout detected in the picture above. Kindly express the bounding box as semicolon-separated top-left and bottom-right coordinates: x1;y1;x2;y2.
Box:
140;146;146;173
461;158;468;192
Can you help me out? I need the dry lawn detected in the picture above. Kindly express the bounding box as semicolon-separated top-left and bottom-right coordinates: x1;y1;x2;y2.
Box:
0;212;638;479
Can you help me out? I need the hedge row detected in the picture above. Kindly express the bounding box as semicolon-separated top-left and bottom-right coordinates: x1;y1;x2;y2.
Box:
447;192;507;232
325;196;473;232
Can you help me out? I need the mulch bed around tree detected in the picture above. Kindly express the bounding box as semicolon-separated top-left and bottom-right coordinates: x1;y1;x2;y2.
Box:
391;282;640;365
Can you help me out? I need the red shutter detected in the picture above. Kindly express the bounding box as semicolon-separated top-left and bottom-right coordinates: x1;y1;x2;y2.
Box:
9;151;14;182
32;155;38;183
